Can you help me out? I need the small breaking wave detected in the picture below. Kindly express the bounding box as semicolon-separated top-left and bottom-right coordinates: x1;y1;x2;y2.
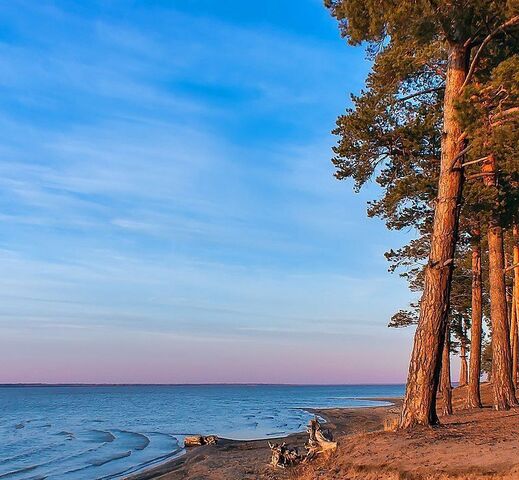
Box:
85;430;116;443
111;430;150;451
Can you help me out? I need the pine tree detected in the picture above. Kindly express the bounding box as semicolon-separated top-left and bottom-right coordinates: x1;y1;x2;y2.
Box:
326;0;519;425
458;54;519;409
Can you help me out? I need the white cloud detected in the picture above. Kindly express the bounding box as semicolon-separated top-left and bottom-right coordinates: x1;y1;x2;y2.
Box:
0;1;412;382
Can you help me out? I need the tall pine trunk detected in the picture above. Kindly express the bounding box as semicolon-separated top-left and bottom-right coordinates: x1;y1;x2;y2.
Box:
513;225;519;385
487;225;516;408
399;44;467;428
440;329;453;415
484;155;517;409
467;236;483;408
459;334;468;387
511;290;518;386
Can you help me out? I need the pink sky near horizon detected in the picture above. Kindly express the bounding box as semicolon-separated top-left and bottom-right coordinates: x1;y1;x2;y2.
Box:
1;324;466;385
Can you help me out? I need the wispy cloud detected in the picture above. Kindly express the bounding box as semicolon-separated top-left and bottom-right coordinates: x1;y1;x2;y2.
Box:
0;0;412;383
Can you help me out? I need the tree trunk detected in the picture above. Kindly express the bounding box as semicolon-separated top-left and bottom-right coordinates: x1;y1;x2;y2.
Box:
511;290;518;386
513;225;519;385
487;224;516;408
459;343;468;387
440;329;453;415
399;44;467;428
484;155;517;410
467;236;483;408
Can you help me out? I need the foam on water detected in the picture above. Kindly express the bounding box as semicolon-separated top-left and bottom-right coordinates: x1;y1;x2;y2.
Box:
0;384;404;479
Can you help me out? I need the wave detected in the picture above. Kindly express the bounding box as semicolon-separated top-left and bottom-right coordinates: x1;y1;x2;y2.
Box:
0;443;102;479
90;450;132;467
0;463;38;479
85;430;116;443
41;433;182;480
0;443;63;467
97;445;185;480
111;430;150;451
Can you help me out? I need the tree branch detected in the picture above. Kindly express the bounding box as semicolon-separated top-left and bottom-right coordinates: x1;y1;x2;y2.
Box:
466;172;495;181
504;263;519;273
396;86;445;103
490;108;519;127
491;106;519;121
461;156;490;167
461;15;519;90
450;144;471;170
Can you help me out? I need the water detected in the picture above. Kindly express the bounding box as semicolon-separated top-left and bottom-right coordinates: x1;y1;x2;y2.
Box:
0;384;404;479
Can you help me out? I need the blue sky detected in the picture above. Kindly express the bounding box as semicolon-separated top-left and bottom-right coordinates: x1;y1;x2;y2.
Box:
0;0;420;384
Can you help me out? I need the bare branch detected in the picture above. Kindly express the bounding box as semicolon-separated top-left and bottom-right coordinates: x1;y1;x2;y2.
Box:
491;108;519;127
396;86;445;103
491;107;519;121
504;263;519;273
461;15;519;90
466;172;495;180
450;144;471;170
461;156;490;167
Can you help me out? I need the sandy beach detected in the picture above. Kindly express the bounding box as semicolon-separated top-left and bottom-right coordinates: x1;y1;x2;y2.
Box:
131;384;519;480
128;397;400;480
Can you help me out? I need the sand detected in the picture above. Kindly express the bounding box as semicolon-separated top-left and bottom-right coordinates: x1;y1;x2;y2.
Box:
131;384;519;480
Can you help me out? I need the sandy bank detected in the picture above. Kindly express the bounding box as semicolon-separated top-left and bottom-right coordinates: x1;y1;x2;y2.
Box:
298;383;519;480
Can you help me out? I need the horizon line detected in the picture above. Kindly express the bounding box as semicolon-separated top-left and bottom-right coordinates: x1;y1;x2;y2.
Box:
0;382;407;387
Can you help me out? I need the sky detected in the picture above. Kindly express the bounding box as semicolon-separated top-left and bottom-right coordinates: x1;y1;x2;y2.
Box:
0;0;428;384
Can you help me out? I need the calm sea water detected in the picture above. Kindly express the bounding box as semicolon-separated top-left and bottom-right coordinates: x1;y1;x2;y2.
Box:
0;384;404;479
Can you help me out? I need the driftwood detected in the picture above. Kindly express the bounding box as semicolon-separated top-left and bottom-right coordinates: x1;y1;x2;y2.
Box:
304;417;337;459
268;417;337;468
184;434;218;447
268;442;302;468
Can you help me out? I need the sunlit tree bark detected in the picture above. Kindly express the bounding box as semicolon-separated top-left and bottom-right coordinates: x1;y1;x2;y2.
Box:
440;328;453;415
400;44;467;427
467;235;483;408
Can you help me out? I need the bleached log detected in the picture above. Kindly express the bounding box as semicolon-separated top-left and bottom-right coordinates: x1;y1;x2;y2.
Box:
184;435;218;447
184;435;204;447
305;418;337;457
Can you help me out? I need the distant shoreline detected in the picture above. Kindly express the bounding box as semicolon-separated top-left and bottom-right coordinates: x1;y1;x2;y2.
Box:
0;382;406;387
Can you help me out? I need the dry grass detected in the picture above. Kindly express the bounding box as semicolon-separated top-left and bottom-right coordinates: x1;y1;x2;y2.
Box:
383;414;400;432
293;383;519;480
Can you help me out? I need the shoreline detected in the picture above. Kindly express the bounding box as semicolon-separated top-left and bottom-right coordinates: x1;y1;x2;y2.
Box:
128;397;401;480
129;385;519;479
